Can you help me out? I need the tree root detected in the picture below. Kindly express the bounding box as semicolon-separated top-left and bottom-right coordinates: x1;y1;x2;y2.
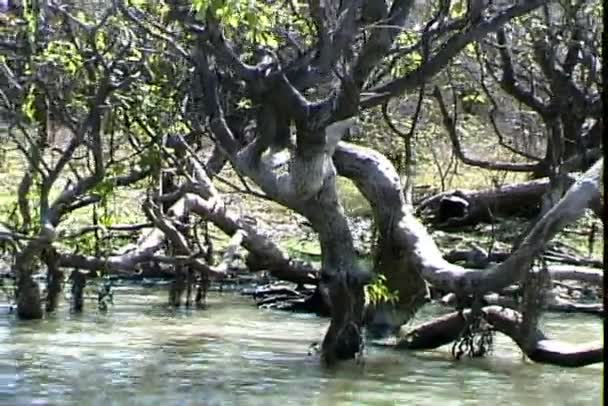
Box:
396;306;603;367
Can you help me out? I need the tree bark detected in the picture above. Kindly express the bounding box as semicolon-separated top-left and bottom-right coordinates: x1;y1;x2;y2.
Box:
169;267;186;307
15;269;42;319
13;238;47;319
301;183;369;364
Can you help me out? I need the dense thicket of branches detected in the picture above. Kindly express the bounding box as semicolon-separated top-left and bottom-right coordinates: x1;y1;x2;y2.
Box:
0;0;602;367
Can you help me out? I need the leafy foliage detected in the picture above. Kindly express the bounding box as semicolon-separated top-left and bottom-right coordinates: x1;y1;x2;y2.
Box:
364;274;399;306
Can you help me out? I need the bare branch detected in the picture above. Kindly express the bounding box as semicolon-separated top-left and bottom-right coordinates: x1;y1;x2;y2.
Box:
432;86;541;172
361;0;551;109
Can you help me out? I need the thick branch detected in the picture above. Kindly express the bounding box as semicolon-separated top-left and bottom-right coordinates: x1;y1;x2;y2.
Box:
492;28;550;116
353;0;414;88
334;142;602;296
184;194;318;285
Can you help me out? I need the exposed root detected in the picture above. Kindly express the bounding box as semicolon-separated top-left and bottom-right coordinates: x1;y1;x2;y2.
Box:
396;305;602;367
451;314;495;360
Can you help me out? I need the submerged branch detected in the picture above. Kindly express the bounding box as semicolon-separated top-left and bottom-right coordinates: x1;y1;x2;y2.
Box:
396;306;603;367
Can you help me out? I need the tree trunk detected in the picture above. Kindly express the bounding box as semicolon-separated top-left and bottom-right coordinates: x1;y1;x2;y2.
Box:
43;247;63;313
369;228;428;331
169;266;186;307
14;251;43;320
334;143;428;327
300;174;370;365
15;271;42;320
70;270;86;312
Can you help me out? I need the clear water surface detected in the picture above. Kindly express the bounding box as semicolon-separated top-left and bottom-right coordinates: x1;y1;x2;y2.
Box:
0;285;603;406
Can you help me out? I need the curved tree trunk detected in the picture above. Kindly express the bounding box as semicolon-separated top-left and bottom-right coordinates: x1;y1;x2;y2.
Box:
335;144;603;322
335;143;428;327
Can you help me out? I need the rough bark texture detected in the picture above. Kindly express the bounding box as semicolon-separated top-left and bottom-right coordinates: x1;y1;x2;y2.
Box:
15;271;43;319
396;306;603;367
299;174;369;364
14;238;48;319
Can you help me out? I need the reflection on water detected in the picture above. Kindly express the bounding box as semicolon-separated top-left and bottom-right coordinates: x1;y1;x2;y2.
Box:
0;286;603;405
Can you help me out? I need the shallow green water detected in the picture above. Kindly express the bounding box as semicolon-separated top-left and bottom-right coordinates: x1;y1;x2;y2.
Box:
0;286;603;405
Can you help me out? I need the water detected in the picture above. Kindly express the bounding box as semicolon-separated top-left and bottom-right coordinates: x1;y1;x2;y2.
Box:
0;286;603;405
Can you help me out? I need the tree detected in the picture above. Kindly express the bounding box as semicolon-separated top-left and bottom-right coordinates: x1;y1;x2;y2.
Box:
0;0;602;368
0;1;178;317
135;0;587;364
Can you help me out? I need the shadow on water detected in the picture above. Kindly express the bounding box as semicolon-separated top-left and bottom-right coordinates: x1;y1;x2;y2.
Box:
0;285;603;406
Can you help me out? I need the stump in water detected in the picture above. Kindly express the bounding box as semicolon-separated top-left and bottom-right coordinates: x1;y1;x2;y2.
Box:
195;271;210;307
70;270;86;312
43;248;63;313
169;267;187;307
14;250;43;319
16;274;43;319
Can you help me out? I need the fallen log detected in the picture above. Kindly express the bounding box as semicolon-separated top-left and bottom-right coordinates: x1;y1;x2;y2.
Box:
543;251;603;269
547;265;603;285
438;285;603;316
547;298;604;316
416;178;572;227
445;248;603;277
396;306;603;367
